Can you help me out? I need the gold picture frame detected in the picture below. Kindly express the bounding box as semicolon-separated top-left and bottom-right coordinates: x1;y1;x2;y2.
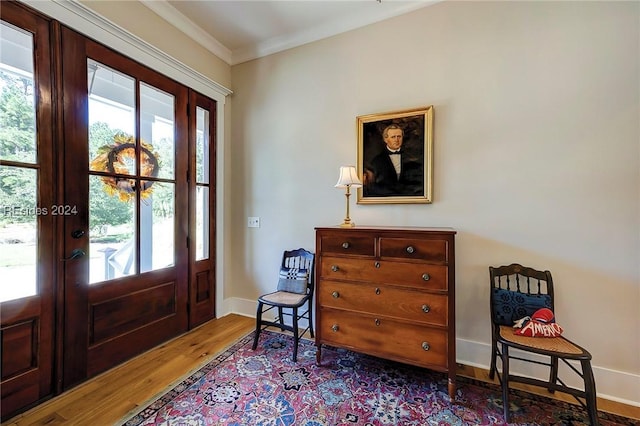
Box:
357;106;433;204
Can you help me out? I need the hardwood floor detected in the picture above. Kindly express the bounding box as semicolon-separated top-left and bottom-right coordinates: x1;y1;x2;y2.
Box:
3;313;639;425
3;314;256;426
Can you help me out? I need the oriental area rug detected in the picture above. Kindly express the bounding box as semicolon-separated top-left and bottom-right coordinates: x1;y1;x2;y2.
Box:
120;331;635;426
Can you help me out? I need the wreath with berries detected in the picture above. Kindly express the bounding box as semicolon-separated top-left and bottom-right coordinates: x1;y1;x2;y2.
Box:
90;133;160;202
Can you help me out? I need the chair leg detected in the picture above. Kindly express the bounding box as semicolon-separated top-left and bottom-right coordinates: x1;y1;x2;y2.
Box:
277;307;284;331
292;307;299;362
308;299;315;338
252;302;264;350
501;343;511;423
548;355;559;393
489;334;497;380
581;359;599;426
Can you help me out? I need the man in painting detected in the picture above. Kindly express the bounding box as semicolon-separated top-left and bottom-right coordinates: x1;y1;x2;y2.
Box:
363;124;423;197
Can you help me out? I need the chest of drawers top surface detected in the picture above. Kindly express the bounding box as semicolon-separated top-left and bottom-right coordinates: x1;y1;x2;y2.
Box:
315;226;456;263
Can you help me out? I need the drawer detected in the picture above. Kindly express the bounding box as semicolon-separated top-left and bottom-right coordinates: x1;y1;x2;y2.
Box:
319;257;448;291
379;237;448;263
318;280;448;326
319;234;375;257
319;309;448;369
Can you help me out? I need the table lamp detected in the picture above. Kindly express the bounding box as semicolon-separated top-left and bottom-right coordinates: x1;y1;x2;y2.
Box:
335;166;363;227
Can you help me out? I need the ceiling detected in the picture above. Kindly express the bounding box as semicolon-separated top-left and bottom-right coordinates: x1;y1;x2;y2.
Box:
140;1;437;65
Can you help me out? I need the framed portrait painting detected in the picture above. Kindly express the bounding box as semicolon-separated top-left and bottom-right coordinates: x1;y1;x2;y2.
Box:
357;106;433;204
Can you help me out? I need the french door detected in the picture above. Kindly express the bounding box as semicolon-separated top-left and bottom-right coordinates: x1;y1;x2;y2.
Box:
1;3;217;419
60;26;191;386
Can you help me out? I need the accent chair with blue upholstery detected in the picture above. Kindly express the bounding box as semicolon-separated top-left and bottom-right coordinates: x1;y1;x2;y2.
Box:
489;263;599;425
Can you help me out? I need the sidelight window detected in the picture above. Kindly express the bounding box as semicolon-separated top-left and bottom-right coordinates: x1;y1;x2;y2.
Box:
195;107;210;261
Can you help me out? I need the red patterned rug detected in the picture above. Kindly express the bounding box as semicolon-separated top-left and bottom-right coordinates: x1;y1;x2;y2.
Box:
120;330;635;426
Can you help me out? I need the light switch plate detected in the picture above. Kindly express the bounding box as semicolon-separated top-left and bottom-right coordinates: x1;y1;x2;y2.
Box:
248;217;260;228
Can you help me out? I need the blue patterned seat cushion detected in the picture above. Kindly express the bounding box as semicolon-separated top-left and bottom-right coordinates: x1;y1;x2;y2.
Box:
492;288;552;326
277;268;309;294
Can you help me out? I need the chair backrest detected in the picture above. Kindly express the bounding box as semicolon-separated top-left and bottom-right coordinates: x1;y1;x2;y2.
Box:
279;248;315;295
489;263;555;327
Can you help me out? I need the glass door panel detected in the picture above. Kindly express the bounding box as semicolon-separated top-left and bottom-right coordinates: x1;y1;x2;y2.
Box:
140;82;174;180
0;167;37;301
195;106;210;261
0;21;37;302
139;82;175;273
88;174;136;282
140;180;175;273
195;186;209;260
87;64;178;282
87;60;136;284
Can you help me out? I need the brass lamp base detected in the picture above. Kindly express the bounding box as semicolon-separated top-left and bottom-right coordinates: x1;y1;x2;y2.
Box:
339;221;355;228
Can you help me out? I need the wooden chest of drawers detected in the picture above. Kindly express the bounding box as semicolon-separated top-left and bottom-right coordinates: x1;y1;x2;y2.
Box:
315;226;457;398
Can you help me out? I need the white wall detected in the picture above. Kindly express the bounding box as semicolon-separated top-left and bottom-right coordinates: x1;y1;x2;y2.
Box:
228;1;640;405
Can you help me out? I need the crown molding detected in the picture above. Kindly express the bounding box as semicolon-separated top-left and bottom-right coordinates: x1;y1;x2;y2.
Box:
21;0;232;100
139;0;233;66
233;1;439;65
138;0;438;66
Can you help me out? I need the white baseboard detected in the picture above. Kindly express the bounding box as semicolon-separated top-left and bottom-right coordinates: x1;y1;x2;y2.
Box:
221;296;313;330
222;297;640;407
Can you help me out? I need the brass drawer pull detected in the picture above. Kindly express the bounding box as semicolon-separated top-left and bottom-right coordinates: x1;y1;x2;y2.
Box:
375;287;380;295
342;242;350;249
406;246;415;254
374;261;380;268
374;319;380;326
332;291;340;298
422;342;430;351
332;324;339;332
422;273;430;281
331;265;340;272
422;304;430;313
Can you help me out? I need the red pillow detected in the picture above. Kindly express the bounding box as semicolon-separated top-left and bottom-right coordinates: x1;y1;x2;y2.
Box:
513;308;564;337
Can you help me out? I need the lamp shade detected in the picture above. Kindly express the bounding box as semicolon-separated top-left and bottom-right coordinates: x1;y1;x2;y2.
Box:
335;166;363;188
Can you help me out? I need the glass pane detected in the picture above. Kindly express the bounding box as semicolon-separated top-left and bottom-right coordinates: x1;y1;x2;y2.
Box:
0;166;37;301
140;181;174;272
88;59;135;174
89;174;136;284
196;185;209;260
1;21;36;164
195;107;209;184
140;82;174;180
